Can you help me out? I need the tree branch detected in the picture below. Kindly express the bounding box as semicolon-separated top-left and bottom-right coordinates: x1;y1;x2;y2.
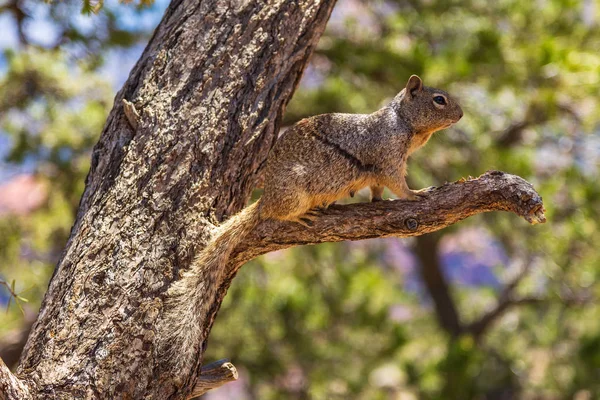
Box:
466;259;536;339
466;257;592;340
230;170;546;269
189;359;238;399
0;357;29;400
467;297;544;340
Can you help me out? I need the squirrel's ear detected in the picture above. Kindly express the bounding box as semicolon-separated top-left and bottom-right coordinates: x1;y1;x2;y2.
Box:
405;75;423;98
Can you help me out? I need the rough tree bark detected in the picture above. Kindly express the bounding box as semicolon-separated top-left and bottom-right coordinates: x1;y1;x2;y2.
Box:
0;1;546;399
9;0;337;398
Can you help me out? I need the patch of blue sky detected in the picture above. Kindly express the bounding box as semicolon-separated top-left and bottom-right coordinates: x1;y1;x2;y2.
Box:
101;44;146;89
0;14;18;74
23;3;62;47
0;14;18;50
106;0;169;32
0;134;38;183
0;134;11;159
0;134;15;183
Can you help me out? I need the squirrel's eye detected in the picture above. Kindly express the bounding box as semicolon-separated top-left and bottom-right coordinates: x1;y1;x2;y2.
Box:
433;96;446;105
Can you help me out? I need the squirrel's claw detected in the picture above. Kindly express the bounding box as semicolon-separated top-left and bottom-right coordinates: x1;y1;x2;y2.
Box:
419;186;436;193
399;189;429;201
318;201;334;209
294;218;313;228
410;187;435;200
304;209;322;218
293;208;322;227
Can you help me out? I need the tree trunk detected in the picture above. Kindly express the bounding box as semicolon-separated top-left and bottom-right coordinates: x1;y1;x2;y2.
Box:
12;1;336;398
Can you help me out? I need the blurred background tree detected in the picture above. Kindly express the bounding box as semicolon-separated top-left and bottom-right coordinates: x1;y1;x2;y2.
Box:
0;0;598;399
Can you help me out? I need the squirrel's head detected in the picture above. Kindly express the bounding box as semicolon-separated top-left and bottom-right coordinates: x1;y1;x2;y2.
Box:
392;75;463;136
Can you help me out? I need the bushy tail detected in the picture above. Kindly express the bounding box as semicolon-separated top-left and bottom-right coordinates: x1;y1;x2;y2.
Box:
158;201;261;373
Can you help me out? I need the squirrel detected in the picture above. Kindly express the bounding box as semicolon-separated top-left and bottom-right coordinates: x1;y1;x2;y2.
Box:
159;75;463;372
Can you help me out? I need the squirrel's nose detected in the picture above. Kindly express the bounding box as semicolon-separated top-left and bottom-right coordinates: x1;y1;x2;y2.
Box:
458;110;463;120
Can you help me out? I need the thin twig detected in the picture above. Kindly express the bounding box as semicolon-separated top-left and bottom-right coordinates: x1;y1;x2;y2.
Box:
0;280;28;315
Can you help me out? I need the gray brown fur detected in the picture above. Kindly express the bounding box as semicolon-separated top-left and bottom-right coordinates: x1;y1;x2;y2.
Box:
260;74;462;220
159;75;462;373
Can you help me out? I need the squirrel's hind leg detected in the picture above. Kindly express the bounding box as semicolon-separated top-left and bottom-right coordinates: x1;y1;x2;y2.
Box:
292;207;325;227
370;185;384;202
261;189;314;222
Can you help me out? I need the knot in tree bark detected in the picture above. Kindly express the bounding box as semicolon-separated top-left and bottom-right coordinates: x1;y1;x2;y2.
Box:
405;217;419;231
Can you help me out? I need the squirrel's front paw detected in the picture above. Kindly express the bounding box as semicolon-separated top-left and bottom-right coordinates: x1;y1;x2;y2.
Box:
403;188;432;200
397;191;419;201
414;186;436;197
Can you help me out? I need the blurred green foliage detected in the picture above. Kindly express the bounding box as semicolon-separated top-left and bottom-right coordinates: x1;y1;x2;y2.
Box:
209;244;411;399
1;0;599;399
